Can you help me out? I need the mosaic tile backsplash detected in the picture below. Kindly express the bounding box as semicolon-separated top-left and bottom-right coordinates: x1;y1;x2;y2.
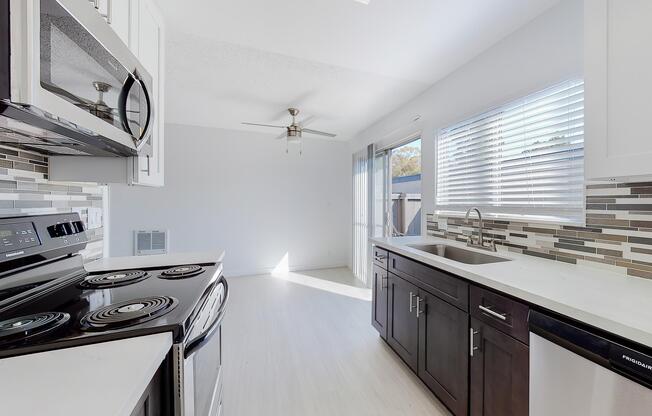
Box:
427;182;652;279
0;145;105;260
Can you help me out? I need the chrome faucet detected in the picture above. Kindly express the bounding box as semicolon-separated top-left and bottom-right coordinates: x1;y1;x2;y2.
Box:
465;207;496;252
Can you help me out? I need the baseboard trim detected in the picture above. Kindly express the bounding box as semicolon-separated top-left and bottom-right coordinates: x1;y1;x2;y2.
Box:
224;263;350;278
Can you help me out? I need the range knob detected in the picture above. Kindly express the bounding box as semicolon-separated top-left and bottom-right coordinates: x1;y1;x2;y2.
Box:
47;223;68;238
47;222;79;238
62;222;74;235
73;221;85;233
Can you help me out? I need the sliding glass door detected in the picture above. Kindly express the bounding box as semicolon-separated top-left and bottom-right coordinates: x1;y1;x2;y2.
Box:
374;150;390;238
352;139;421;286
375;138;422;238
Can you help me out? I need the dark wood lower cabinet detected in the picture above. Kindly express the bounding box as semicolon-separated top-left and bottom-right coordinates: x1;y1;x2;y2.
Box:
375;250;531;416
418;291;469;416
387;272;419;372
372;265;388;339
470;317;529;416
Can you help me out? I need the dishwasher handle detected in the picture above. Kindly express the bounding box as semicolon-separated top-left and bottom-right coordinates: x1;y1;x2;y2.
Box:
528;310;609;359
529;310;652;388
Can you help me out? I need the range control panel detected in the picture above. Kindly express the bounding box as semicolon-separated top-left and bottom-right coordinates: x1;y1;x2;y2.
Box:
0;222;40;254
0;213;88;268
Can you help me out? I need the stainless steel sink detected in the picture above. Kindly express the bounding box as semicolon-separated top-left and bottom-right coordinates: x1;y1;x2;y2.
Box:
407;244;511;265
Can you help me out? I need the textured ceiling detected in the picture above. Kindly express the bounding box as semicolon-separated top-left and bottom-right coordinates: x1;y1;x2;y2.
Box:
158;0;560;140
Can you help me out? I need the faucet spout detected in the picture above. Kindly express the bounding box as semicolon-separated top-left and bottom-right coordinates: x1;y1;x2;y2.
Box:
465;207;484;247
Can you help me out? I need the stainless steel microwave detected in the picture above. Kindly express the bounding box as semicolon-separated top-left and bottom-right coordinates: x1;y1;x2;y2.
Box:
0;0;153;157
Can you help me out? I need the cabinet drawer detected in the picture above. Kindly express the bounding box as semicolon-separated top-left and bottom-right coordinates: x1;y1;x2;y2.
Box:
373;246;389;269
470;285;529;344
389;253;468;311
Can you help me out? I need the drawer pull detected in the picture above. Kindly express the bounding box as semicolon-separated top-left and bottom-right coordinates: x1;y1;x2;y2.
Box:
375;254;387;260
478;305;507;321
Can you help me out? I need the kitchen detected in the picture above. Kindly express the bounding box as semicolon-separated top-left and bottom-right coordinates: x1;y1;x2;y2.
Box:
0;0;651;415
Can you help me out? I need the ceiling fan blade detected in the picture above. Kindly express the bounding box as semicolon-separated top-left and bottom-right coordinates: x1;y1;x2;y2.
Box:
274;132;287;140
302;128;336;138
298;115;316;128
241;122;286;129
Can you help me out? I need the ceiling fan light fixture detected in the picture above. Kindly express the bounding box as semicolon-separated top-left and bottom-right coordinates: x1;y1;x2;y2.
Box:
241;107;335;157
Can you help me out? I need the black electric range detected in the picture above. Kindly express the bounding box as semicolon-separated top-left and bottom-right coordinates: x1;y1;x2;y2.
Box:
0;213;228;415
0;256;223;358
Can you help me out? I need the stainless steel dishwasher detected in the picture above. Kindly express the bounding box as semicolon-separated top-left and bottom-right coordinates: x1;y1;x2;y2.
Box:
529;310;652;416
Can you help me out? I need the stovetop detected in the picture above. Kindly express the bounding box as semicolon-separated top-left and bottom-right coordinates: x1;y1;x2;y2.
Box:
0;258;222;359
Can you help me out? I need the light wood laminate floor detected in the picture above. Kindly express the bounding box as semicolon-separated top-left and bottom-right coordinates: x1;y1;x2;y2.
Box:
223;268;451;416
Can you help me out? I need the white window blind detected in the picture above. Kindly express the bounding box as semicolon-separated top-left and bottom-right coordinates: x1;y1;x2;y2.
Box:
436;79;584;223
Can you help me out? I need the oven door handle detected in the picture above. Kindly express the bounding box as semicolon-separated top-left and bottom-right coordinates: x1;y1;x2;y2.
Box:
184;276;229;358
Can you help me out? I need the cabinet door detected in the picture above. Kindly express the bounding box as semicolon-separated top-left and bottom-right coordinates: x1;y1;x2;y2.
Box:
470;318;529;416
109;0;132;46
585;0;652;180
130;0;164;186
418;291;469;416
386;273;419;372
371;265;388;339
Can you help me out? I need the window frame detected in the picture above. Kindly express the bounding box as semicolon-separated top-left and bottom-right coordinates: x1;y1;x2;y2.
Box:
434;79;585;225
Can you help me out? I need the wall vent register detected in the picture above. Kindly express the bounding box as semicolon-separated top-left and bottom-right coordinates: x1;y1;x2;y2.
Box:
134;230;167;256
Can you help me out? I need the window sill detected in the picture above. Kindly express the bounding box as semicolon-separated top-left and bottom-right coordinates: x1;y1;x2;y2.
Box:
431;210;585;227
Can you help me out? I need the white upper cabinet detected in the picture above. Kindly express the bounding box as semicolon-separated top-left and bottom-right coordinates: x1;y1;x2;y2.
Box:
585;0;652;180
87;0;129;45
107;0;131;46
129;0;165;186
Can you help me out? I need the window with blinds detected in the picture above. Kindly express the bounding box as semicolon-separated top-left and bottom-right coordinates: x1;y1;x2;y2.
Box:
436;79;584;223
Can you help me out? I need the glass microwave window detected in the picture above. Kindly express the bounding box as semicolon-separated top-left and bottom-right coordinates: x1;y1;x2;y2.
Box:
38;0;146;139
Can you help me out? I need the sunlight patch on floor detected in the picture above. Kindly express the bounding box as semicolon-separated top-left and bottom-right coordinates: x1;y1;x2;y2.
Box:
272;271;371;301
272;252;290;275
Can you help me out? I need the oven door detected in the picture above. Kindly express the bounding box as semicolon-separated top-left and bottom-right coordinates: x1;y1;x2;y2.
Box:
8;0;153;155
178;276;228;416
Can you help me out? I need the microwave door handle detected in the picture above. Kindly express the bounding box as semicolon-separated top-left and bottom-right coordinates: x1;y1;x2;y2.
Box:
118;74;135;136
133;73;153;152
117;72;153;151
184;277;229;359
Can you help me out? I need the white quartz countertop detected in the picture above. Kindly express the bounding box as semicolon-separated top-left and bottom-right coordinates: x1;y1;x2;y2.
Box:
85;250;225;272
0;332;172;416
371;236;652;347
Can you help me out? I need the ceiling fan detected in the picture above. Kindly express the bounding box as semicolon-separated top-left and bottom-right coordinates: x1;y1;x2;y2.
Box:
242;108;336;154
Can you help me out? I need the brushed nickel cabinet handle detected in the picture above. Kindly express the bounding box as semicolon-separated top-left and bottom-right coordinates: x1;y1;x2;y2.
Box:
416;297;424;318
409;292;416;313
470;327;479;357
381;275;387;290
478;305;507;321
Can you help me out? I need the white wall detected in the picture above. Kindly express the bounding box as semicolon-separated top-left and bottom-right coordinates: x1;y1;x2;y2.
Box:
109;123;352;276
351;0;583;234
